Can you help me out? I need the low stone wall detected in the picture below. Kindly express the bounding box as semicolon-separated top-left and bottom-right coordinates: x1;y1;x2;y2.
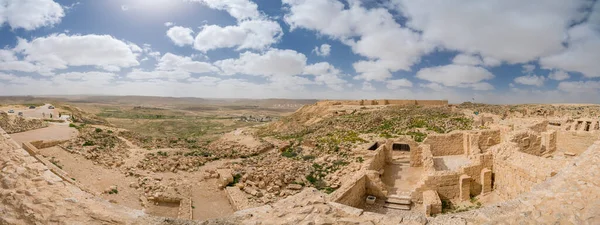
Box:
420;144;435;173
226;186;254;211
510;130;542;156
527;120;548;133
466;129;501;154
423;190;442;216
459;154;493;196
541;130;557;154
329;173;367;208
30;139;69;149
425;132;466;156
492;143;562;200
365;144;387;172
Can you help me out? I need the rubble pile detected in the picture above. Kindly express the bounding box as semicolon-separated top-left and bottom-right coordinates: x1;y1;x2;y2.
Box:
0;113;47;134
136;151;208;172
61;127;129;168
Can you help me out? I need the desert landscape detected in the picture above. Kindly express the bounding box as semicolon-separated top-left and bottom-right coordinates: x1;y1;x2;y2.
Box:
0;96;599;224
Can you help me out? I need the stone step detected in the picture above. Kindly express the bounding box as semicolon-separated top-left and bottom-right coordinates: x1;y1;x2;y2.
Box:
389;194;412;200
386;198;411;205
384;203;411;210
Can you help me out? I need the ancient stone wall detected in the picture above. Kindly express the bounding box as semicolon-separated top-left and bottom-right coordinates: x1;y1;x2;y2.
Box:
424;132;466;156
30;139;69;149
466;129;501;155
386;137;421;167
330;173;367;208
459;153;493;196
510;130;542;156
412;172;460;202
365;144;387;172
423;190;442;216
526;120;548;133
492;143;562;200
541;130;557;154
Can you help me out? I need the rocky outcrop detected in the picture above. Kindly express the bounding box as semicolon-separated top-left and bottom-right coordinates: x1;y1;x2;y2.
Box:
0;113;47;134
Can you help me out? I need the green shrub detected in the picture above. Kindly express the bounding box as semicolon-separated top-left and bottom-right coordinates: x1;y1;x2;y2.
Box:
95;128;103;133
82;140;95;146
69;123;77;128
227;174;242;187
157;151;168;157
302;155;316;161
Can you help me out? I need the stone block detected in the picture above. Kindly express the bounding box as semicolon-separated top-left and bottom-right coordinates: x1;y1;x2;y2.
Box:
423;190;442;216
481;168;492;194
459;175;471;201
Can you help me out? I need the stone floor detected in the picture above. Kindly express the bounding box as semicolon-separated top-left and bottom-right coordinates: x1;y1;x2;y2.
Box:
433;155;471;171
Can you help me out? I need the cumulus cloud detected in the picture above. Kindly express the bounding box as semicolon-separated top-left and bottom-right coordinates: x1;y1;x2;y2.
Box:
283;0;433;80
214;49;306;77
164;22;174;27
188;0;261;21
14;34;139;72
156;53;219;74
303;62;348;91
386;79;413;90
395;0;591;64
548;70;570;81
127;69;190;80
558;80;600;93
362;82;375;91
540;23;600;78
0;0;65;30
193;20;282;52
416;64;495;90
313;44;331;57
522;64;536;74
514;75;545;87
166;26;195;46
452;54;483;66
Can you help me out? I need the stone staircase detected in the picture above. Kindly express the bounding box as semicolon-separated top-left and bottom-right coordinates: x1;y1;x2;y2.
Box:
390;155;410;166
384;191;412;210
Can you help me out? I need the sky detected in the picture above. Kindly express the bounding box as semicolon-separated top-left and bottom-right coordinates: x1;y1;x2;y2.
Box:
0;0;599;104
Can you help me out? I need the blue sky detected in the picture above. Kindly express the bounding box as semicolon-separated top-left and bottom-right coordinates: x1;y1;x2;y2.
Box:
0;0;599;103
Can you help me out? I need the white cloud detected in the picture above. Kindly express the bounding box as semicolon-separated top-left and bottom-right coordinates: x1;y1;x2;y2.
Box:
548;70;570;81
386;79;413;89
127;69;190;80
157;53;219;74
452;54;483;66
514;75;545;87
0;61;39;73
540;23;600;78
420;82;445;91
193;20;282;52
283;0;433;80
352;60;392;81
214;49;306;77
415;64;495;90
14;34;139;72
522;64;536;74
166;26;195;46
395;0;591;64
52;71;116;85
121;5;129;11
558;81;600;93
303;62;348;91
362;82;375;91
188;0;261;21
0;0;65;30
313;44;331;57
164;22;174;27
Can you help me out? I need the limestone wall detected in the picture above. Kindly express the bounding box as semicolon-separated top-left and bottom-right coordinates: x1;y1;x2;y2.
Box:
458;154;493;196
424;132;466;156
423;190;442;216
541;130;557;154
466;129;501;155
509;130;542;156
385;137;421;167
412;172;461;202
526;120;548;133
365;144;387;172
30;139;69;149
330;173;367;208
492;143;562;200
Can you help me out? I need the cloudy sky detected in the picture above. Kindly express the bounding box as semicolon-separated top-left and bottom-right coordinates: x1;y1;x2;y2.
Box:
0;0;599;103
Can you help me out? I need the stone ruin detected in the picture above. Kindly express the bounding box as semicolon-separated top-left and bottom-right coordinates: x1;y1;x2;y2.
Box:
1;107;600;224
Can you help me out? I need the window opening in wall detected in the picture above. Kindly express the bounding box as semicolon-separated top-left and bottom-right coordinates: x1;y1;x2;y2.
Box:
368;142;379;150
585;122;591;131
595;121;599;130
392;143;410;151
575;121;583;130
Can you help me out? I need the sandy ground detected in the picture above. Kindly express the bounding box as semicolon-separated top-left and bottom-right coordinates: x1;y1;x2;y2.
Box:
9;123;78;144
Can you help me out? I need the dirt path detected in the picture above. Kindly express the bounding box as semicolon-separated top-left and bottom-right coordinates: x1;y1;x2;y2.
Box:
9;123;78;144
